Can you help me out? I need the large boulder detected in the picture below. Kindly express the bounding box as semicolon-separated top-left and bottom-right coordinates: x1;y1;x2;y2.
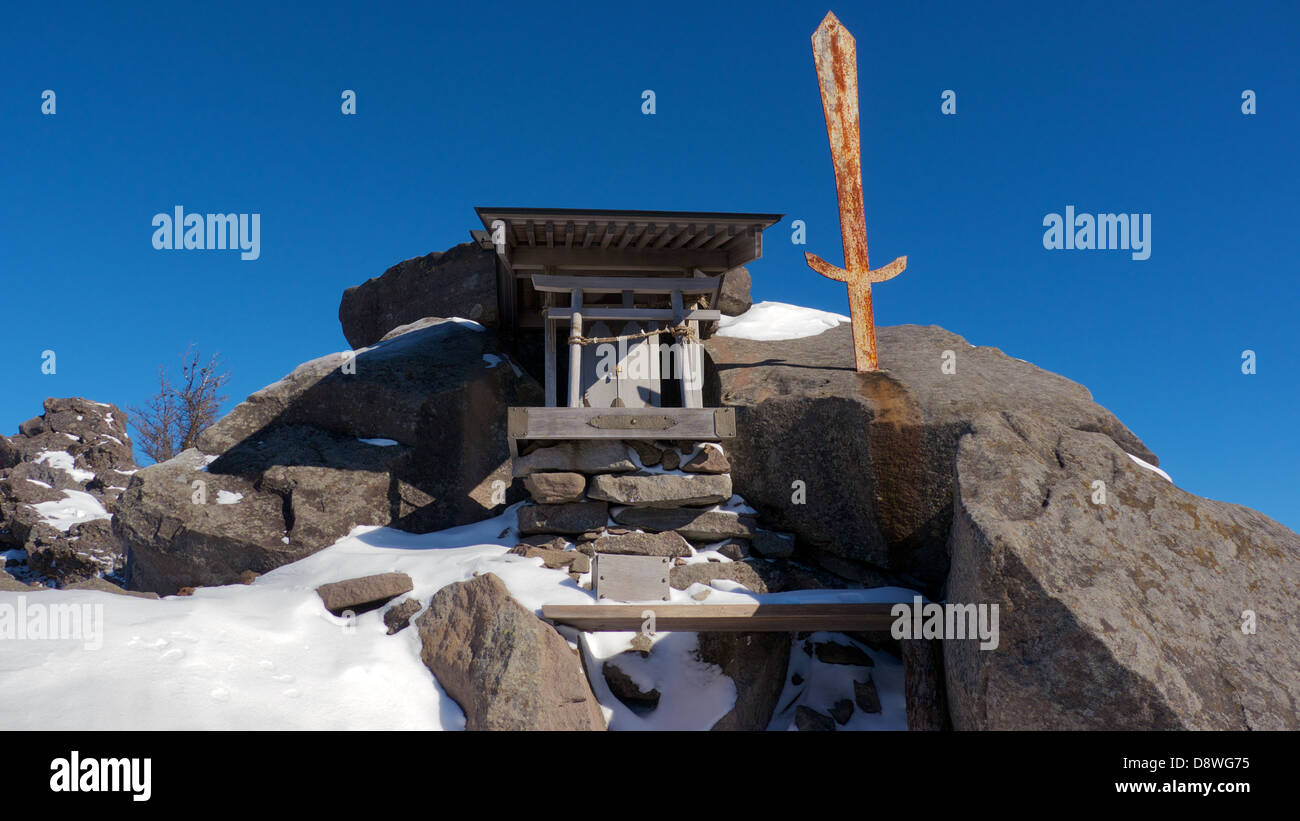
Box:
118;317;541;594
944;411;1300;730
704;323;1155;592
0;398;136;585
339;242;499;349
416;573;606;730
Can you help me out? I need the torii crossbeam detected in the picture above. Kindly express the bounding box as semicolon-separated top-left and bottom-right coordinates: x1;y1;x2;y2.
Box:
805;11;907;372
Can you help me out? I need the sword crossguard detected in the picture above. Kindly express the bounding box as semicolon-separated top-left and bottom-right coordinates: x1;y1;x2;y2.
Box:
804;252;907;285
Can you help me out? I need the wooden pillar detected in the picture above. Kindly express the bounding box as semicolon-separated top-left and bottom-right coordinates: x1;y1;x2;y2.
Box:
543;314;557;407
568;288;584;408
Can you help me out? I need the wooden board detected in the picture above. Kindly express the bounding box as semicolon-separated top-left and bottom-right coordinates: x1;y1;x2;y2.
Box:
581;321;618;408
540;602;899;632
531;274;721;295
617;321;660;408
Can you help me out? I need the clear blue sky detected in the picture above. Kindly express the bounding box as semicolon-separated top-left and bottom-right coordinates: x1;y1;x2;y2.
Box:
1;0;1296;530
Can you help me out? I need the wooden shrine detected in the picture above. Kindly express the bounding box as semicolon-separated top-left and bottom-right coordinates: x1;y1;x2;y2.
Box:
471;208;782;455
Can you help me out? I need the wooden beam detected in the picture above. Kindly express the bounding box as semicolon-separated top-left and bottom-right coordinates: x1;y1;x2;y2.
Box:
541;602;899;632
509;407;735;441
531;274;720;294
564;221;575;248
510;245;731;271
546;221;555;248
670;223;697;249
617;223;642;249
652;223;680;249
638;223;659;248
704;225;736;249
526;220;537;246
600;222;618;248
582;221;597;248
688;224;717;249
545;307;720;322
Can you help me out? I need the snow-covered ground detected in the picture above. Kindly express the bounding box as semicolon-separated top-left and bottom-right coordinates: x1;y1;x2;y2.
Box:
0;504;911;731
717;301;850;341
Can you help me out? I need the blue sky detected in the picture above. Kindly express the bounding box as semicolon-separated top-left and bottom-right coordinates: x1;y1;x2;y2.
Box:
1;0;1296;530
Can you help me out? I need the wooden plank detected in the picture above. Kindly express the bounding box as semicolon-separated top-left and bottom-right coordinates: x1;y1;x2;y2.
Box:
532;274;720;295
541;603;899;632
544;307;720;323
510;407;735;440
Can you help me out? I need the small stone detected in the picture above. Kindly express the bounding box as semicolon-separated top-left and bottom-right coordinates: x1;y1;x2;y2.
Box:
716;540;749;560
523;472;587;504
569;553;591;573
752;530;795;558
613;507;757;541
512;440;636;477
669;561;768;593
854;675;883;713
236;570;260;585
829;698;854;725
682;446;730;474
660;449;681;471
509;545;583;570
629;633;653;654
517;534;570;551
176;587;196;597
316;572;414;616
794;706;836;732
791;673;804;686
603;655;661;714
384;598;421;635
690;587;711;601
814;641;874;667
588;472;731;508
626;440;663;467
591;530;692;557
64;577;159;599
517;501;609;535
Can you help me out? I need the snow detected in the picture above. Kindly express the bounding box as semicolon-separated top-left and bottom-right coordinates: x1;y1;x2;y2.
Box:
716;301;850;341
25;479;53;489
34;451;95;484
30;490;111;532
768;631;907;731
358;438;400;447
215;491;244;505
0;503;915;731
482;354;503;368
1127;453;1173;483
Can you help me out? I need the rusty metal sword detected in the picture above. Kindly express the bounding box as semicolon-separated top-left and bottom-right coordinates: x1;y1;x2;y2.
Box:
806;11;907;372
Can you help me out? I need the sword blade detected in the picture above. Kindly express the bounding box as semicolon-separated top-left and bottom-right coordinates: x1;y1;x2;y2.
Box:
811;12;869;273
